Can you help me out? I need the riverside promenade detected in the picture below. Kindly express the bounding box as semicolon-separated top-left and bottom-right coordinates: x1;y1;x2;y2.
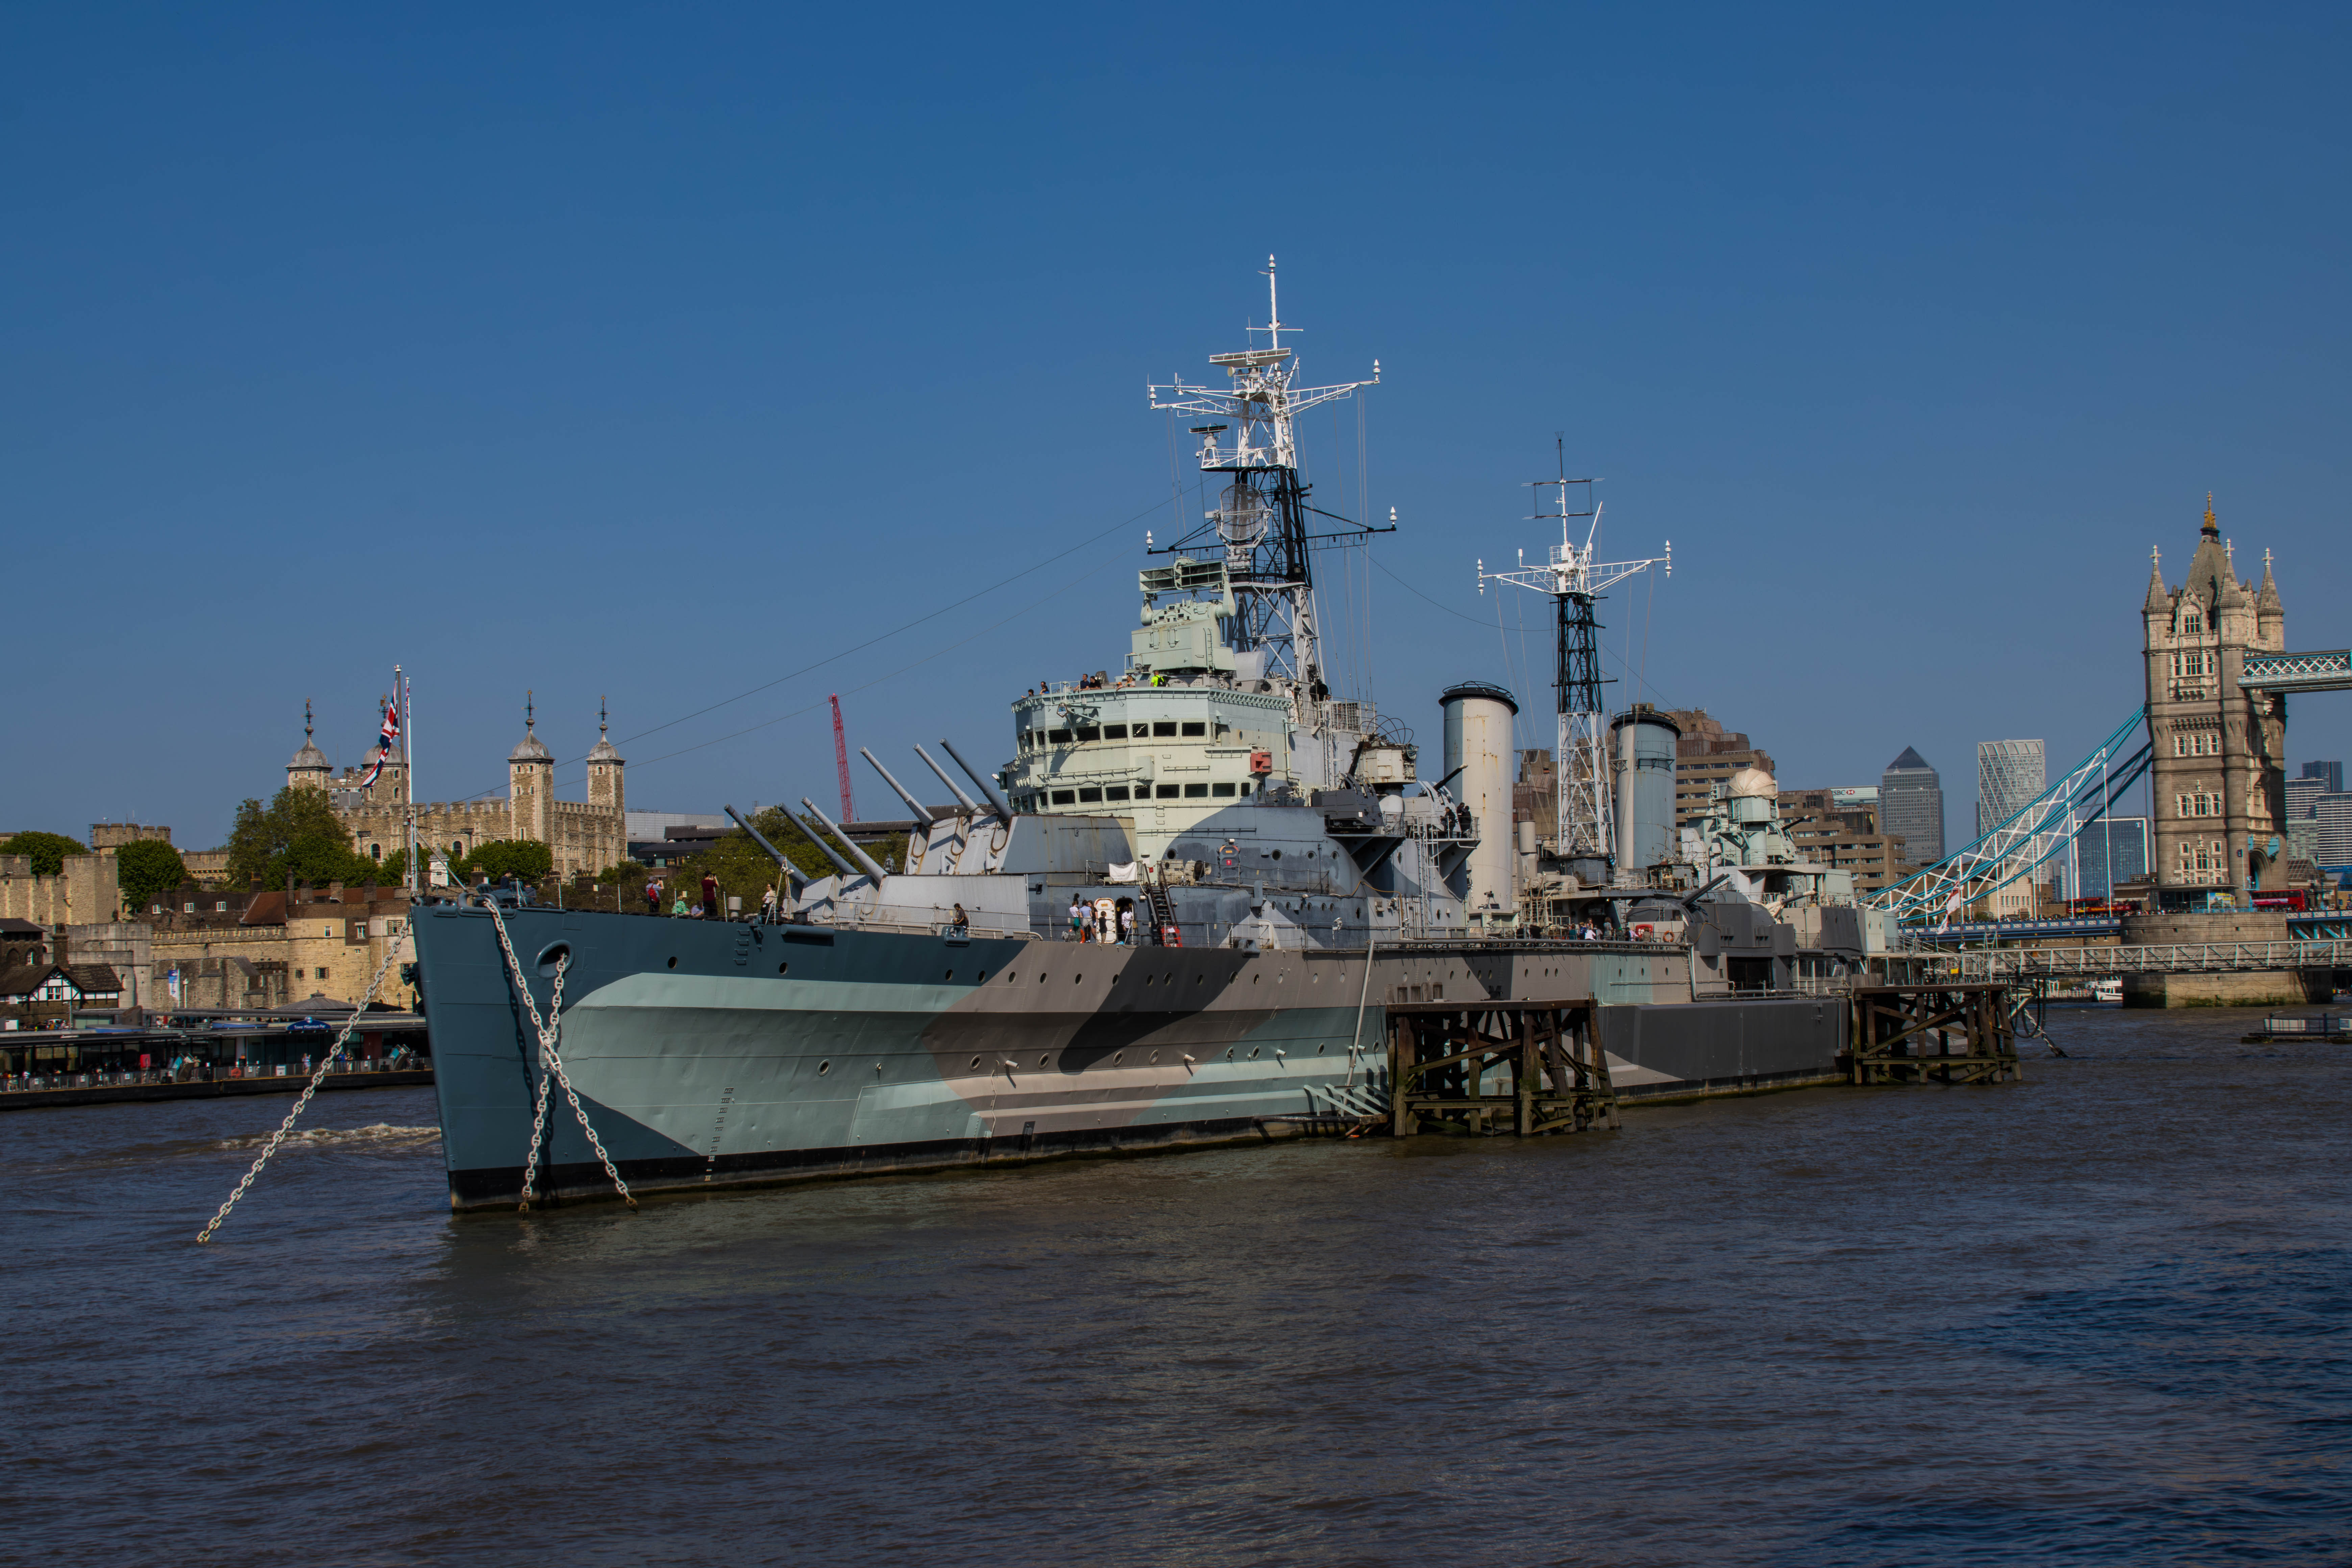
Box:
0;1065;433;1111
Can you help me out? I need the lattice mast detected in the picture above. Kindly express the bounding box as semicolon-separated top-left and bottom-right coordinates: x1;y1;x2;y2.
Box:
1148;257;1379;710
829;694;856;823
1479;447;1670;861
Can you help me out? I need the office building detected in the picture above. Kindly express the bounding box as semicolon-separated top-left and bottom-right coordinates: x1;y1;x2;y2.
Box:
2074;816;2151;902
1880;748;1943;867
1976;738;2046;837
1661;710;1775;828
2316;795;2352;867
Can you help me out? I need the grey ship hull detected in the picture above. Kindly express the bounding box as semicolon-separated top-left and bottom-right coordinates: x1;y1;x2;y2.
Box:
416;904;1844;1212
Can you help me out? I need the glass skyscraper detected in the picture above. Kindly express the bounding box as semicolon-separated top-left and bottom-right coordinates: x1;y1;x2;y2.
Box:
2075;816;2150;901
1976;739;2047;836
1881;747;1943;867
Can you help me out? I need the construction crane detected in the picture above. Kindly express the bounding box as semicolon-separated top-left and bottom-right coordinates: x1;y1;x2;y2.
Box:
829;694;856;824
1479;445;1670;867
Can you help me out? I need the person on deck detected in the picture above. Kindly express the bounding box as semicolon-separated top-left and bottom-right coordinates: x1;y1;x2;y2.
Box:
761;884;778;922
702;872;720;920
1069;895;1087;941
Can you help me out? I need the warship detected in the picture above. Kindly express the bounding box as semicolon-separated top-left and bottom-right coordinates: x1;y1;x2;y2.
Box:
413;264;1888;1212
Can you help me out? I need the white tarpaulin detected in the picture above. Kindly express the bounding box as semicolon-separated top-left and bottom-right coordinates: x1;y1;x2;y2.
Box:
1107;861;1140;883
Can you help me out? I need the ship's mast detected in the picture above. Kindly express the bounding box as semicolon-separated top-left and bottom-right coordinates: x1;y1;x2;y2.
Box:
1148;258;1378;708
1480;446;1670;863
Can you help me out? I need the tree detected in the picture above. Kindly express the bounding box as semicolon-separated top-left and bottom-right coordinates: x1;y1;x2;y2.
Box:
679;809;900;912
116;839;188;910
0;831;88;877
456;840;553;883
223;787;385;889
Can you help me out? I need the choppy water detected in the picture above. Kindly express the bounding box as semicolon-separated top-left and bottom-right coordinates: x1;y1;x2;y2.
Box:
3;1004;2345;1566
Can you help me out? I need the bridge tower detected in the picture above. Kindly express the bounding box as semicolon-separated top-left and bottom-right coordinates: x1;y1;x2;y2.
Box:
2141;496;2288;903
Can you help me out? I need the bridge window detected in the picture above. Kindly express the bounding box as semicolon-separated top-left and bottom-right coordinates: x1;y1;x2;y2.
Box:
1155;784;1180;799
1103;724;1127;739
1184;783;1209;798
1105;786;1130;801
2172;650;2208;679
1153;721;1178;737
1181;721;1206;736
1078;788;1103;803
1075;727;1101;742
1048;729;1072;744
1212;782;1236;797
1051;790;1076;805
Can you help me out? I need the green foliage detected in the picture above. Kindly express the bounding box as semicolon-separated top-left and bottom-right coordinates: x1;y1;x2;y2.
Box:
1;831;88;877
595;859;646;886
116;839;188;910
372;848;408;886
454;839;554;883
673;809;900;911
222;787;386;889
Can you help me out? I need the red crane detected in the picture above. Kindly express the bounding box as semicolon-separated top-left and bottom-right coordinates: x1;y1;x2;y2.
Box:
830;693;857;823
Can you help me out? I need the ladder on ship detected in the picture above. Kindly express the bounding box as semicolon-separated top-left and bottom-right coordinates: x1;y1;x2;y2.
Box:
1141;870;1178;947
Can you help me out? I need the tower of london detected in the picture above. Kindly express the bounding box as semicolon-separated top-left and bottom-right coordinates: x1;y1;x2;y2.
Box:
287;697;627;881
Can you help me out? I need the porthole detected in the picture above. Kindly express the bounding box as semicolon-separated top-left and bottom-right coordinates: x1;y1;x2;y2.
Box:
1195;975;1204;985
970;1055;982;1070
1113;1051;1125;1065
1252;974;1259;983
977;971;987;982
817;1061;831;1075
944;970;954;981
1149;1050;1159;1063
1037;1053;1050;1068
1250;1047;1259;1059
778;962;789;974
666;956;678;970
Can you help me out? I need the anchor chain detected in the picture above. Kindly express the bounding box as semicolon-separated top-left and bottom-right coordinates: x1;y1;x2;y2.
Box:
195;939;409;1245
474;895;636;1212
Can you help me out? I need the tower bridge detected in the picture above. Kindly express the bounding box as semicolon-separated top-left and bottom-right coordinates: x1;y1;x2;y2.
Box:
1857;498;2345;1000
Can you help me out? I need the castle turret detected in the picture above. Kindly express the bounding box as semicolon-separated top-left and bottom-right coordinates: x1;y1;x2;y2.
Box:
508;691;554;847
287;701;332;791
586;696;626;825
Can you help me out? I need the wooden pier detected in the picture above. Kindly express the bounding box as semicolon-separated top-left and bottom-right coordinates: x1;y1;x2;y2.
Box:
1846;984;2021;1085
1387;1003;1619;1137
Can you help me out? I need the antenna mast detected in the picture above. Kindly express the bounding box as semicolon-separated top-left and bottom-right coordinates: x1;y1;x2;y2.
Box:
829;694;856;823
1479;444;1671;864
1148;256;1379;712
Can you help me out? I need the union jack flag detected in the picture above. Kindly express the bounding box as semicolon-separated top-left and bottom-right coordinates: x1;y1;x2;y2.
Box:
359;699;401;787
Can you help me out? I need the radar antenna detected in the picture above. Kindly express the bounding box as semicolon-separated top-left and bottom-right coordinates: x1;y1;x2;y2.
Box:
1479;440;1671;865
1147;256;1380;709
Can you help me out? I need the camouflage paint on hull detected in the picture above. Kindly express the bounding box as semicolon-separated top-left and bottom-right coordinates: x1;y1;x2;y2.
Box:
416;906;1847;1212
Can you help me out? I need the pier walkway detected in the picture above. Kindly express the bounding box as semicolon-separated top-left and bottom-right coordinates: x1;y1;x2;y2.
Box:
0;1067;433;1111
1929;939;2352;983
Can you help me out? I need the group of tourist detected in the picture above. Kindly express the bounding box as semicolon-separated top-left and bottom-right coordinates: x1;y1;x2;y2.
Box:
1067;894;1137;945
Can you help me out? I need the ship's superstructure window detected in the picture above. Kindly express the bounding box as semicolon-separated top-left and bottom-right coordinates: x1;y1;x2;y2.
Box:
1104;724;1128;738
1213;782;1236;797
1049;729;1072;744
1184;783;1209;798
1106;786;1130;801
1076;726;1101;741
1181;721;1206;736
1155;784;1179;798
1153;722;1178;736
1052;789;1076;805
1078;788;1103;802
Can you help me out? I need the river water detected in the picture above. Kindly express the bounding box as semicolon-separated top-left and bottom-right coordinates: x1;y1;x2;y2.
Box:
4;1003;2345;1566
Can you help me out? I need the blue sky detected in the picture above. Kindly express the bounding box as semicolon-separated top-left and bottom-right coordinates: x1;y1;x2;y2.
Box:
6;4;2349;851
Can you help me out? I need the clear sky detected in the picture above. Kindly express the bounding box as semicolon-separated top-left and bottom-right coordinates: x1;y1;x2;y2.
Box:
7;4;2349;853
